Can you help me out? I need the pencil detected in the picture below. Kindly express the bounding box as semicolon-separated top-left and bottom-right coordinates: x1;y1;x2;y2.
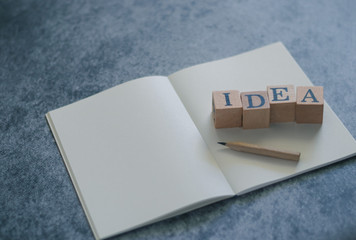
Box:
218;141;300;161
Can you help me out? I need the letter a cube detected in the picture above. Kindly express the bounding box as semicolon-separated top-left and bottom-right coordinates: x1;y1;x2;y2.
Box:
296;86;324;123
241;91;270;129
212;90;242;128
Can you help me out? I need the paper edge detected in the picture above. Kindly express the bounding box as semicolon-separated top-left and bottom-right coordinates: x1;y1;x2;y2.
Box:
46;112;100;240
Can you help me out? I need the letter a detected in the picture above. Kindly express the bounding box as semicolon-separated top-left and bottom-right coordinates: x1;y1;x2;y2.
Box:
301;89;319;103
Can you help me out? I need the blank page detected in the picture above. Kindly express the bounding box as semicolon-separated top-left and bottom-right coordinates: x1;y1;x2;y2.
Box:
47;76;234;239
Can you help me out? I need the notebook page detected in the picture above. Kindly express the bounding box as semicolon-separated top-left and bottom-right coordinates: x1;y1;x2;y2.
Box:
47;76;234;239
169;42;356;194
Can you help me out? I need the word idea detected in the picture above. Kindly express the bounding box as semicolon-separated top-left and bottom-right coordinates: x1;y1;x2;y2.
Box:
212;85;323;129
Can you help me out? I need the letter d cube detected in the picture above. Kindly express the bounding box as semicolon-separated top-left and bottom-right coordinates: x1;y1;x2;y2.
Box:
212;90;242;128
241;91;270;129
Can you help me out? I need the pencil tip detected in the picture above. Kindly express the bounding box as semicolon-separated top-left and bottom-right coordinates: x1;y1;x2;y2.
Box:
218;142;226;146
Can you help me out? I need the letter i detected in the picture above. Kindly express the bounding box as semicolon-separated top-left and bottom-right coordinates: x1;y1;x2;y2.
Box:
223;93;232;106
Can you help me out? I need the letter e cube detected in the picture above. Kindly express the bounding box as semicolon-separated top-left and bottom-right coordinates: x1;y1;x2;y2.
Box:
267;85;296;122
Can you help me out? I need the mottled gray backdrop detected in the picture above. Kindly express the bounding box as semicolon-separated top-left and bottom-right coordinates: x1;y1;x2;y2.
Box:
1;0;356;239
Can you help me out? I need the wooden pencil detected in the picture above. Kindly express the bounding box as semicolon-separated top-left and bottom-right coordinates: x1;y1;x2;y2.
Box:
218;141;300;161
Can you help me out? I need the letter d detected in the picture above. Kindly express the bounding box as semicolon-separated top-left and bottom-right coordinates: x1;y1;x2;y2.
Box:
245;94;265;108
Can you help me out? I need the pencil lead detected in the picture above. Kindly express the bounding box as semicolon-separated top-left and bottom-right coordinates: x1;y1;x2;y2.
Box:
218;142;226;146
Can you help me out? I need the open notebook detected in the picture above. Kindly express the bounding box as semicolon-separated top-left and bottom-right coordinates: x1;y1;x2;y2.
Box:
46;42;356;239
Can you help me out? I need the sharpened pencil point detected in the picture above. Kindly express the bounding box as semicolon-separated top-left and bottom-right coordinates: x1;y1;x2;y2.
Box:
218;142;226;146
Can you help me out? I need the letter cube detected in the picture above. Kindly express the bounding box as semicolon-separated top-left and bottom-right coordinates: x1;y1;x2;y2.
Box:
212;90;242;128
296;86;324;123
267;85;296;122
241;91;270;129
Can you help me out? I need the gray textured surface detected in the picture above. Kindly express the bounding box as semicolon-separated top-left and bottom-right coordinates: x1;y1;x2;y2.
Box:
1;0;356;239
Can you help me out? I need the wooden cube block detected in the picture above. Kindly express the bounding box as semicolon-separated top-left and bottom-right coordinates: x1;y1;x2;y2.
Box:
241;91;270;129
212;90;242;128
267;85;296;122
296;86;324;123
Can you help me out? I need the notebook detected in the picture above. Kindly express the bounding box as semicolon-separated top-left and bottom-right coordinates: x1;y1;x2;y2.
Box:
46;42;356;239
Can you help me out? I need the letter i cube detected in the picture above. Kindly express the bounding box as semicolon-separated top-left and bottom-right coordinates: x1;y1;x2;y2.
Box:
296;86;324;123
212;90;242;128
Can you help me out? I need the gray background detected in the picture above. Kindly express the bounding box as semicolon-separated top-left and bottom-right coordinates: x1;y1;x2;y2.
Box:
1;0;356;239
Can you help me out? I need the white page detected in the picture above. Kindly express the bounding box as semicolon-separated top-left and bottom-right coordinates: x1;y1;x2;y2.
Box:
169;42;356;194
46;76;234;239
